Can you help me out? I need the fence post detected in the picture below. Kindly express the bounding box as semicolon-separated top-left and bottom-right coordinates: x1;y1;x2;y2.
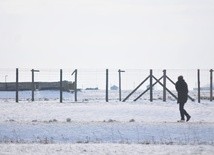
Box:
71;69;78;102
75;69;77;102
31;69;34;101
198;69;200;103
31;69;39;102
118;69;125;101
16;68;19;103
210;69;213;102
60;69;63;103
163;69;166;102
118;69;121;101
150;69;153;102
106;69;109;102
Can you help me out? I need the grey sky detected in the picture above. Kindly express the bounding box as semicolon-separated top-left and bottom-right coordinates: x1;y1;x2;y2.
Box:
0;0;214;69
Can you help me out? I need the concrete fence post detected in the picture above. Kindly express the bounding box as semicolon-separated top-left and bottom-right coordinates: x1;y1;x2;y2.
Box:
106;69;109;102
16;68;19;103
150;69;153;102
210;69;213;102
163;69;166;102
60;69;63;103
198;69;200;103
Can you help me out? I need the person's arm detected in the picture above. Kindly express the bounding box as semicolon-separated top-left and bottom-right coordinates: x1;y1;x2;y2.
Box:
185;82;189;93
175;82;179;92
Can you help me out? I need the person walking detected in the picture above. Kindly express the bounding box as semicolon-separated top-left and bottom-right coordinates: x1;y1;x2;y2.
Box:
175;76;191;122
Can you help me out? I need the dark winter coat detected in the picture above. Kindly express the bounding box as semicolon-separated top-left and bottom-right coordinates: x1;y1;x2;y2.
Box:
175;78;188;104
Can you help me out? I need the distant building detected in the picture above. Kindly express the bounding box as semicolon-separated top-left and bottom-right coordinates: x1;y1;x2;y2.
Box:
193;84;214;90
110;85;118;90
0;81;74;91
85;87;99;90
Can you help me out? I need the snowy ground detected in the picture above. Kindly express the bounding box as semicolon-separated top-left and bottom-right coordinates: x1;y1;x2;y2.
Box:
1;144;214;155
0;100;214;154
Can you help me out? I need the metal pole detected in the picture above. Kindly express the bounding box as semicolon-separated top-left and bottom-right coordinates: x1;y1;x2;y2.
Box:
150;69;153;102
75;69;77;102
210;69;213;102
32;69;34;101
71;69;78;102
198;69;200;103
119;70;121;101
60;69;63;103
31;69;39;102
106;69;109;102
163;69;166;102
118;69;125;101
16;68;19;103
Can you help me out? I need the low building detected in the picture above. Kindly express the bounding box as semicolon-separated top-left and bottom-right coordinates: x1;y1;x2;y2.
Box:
0;81;74;91
193;84;214;90
110;85;118;90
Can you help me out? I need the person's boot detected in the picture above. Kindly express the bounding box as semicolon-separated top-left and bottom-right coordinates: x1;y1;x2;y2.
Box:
186;115;191;122
177;119;185;122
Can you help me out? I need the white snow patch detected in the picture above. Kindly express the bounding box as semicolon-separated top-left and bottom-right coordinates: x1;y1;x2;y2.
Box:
0;100;214;154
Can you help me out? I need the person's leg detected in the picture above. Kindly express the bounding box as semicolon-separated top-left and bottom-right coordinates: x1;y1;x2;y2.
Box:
183;107;189;117
183;103;191;121
179;102;185;120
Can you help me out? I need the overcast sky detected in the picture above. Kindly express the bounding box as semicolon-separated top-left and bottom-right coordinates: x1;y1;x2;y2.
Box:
0;0;214;69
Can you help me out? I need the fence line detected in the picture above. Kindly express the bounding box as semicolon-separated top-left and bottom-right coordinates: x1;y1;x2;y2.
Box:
0;68;213;103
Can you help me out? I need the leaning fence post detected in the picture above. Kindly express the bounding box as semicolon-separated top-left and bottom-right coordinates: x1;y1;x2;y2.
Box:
16;68;19;103
106;69;109;102
60;69;63;103
163;69;166;102
198;69;200;103
150;69;153;102
210;69;213;102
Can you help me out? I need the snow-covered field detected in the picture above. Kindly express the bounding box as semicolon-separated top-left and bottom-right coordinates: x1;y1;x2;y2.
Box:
0;91;214;154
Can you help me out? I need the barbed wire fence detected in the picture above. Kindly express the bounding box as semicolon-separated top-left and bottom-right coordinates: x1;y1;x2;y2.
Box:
0;68;213;103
